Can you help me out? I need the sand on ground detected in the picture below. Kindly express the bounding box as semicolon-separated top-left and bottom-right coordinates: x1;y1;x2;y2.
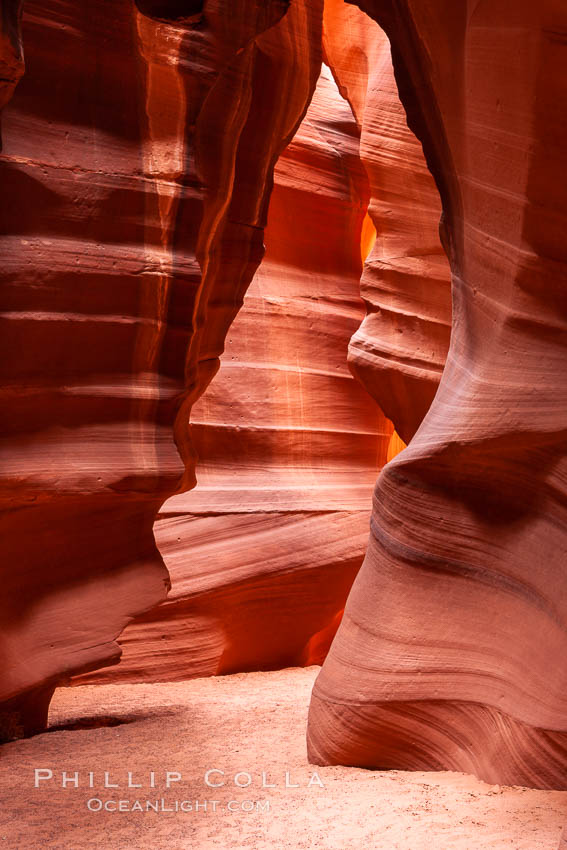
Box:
0;667;565;849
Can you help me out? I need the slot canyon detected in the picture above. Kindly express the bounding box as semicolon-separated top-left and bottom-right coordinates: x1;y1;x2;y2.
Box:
0;0;566;847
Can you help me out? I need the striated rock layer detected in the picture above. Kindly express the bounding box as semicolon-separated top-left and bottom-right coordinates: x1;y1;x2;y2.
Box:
323;0;451;444
308;0;567;789
0;0;323;736
80;65;394;684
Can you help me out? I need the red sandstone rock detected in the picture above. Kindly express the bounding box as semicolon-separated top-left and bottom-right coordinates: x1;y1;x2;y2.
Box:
308;0;567;790
79;65;393;684
323;0;451;445
0;0;323;736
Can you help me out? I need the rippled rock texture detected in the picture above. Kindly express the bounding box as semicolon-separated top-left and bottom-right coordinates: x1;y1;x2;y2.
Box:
0;0;323;736
80;65;394;684
308;0;567;790
323;0;451;444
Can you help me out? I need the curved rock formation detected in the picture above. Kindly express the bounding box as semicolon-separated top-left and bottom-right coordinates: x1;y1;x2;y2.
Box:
80;65;394;684
0;0;322;737
308;0;567;789
323;0;451;444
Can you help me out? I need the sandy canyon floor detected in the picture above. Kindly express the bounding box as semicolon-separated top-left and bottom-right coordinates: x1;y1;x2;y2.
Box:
0;667;565;849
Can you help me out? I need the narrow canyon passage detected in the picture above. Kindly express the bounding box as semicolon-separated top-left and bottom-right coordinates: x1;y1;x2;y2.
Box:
1;0;566;821
78;4;453;692
81;63;397;685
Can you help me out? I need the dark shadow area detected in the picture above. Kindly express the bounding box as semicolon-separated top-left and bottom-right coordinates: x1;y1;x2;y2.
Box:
45;707;180;734
134;0;203;21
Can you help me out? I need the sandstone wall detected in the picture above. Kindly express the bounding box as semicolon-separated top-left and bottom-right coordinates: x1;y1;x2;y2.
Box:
308;0;567;790
0;0;323;735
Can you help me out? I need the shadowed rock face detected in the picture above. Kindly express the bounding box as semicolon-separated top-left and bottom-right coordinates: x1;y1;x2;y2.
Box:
0;1;24;113
135;0;204;20
78;65;394;685
308;0;567;789
0;0;323;737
